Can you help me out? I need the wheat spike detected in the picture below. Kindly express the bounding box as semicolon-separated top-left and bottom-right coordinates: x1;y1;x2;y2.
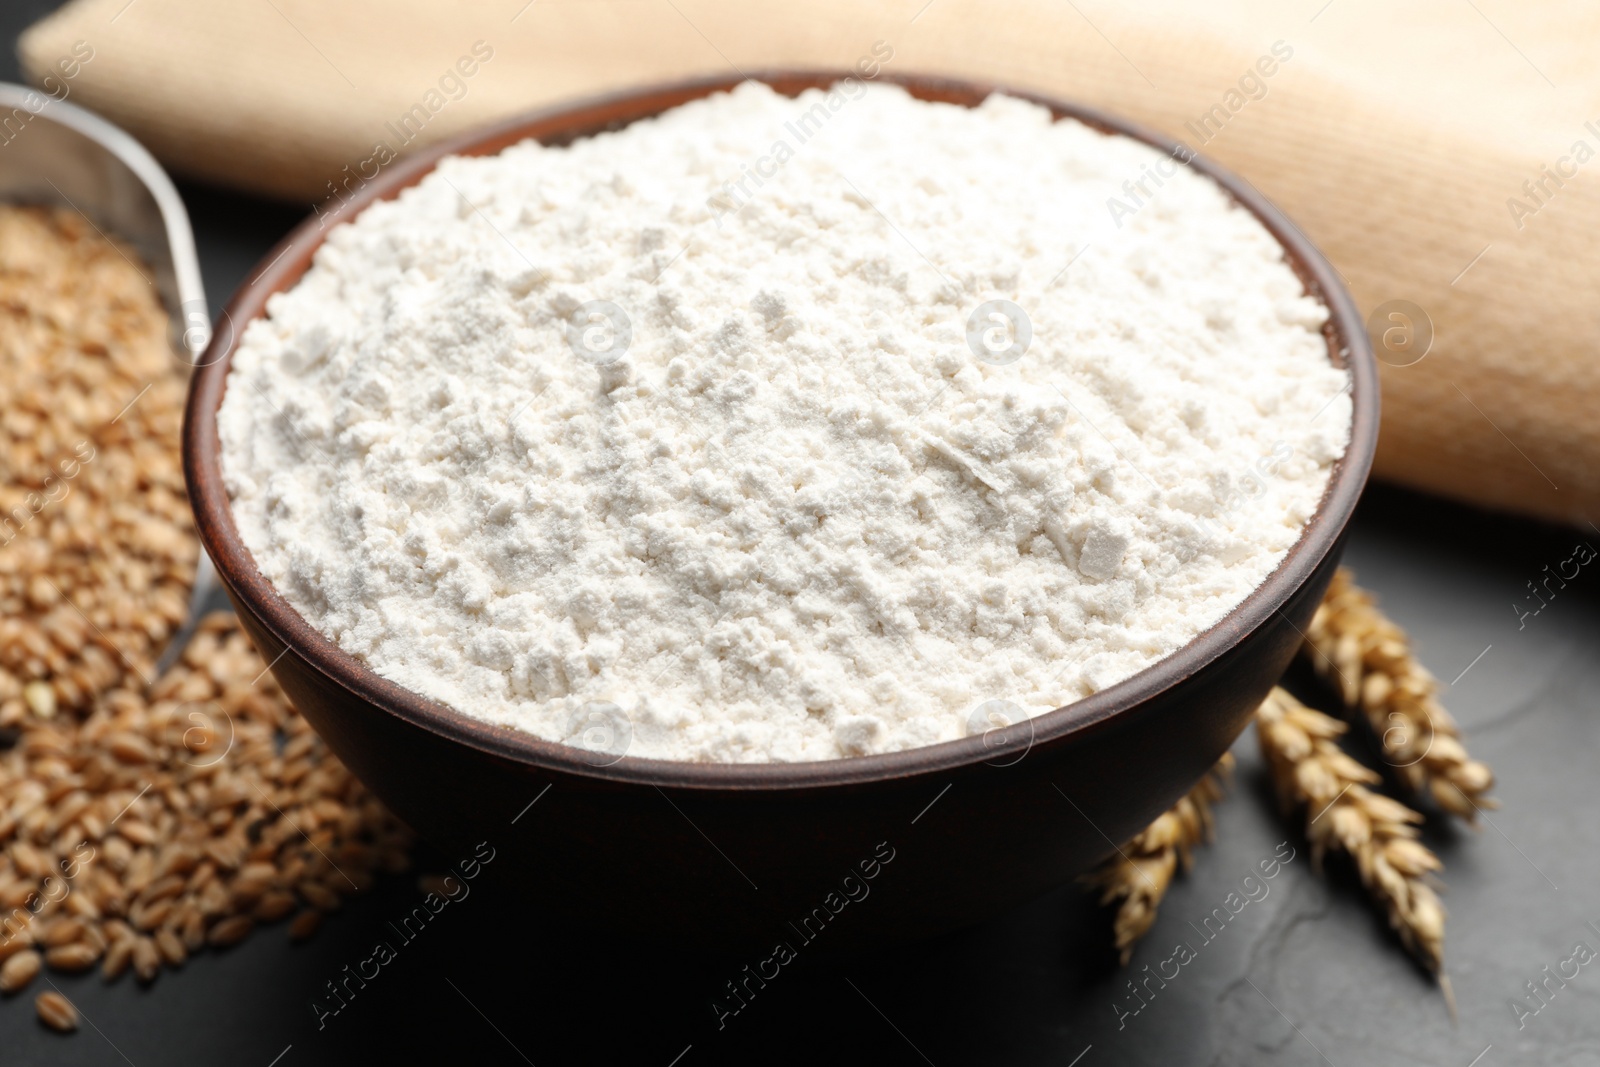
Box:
1084;753;1234;964
1255;686;1447;977
1302;568;1496;823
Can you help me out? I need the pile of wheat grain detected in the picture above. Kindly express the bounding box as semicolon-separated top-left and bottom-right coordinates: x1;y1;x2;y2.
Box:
0;206;412;1033
3;614;412;1004
0;206;195;719
0;613;413;1025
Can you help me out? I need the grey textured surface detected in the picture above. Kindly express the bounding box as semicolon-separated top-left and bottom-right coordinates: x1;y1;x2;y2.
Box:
5;6;1598;1063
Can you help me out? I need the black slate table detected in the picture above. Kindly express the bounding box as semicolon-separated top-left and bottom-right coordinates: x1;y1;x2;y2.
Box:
5;7;1597;1063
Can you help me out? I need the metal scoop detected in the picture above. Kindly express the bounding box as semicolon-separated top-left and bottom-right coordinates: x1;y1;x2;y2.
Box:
0;83;224;681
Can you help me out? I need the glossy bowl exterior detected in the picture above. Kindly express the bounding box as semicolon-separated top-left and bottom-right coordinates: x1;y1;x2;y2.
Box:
184;72;1378;957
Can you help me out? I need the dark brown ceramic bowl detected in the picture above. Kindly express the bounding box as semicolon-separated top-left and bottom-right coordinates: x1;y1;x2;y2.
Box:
184;71;1377;959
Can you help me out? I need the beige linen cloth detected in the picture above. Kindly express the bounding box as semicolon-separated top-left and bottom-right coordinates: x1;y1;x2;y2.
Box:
20;0;1600;527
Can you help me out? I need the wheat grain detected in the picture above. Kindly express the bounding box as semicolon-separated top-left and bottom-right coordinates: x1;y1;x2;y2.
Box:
206;915;253;949
131;937;160;984
1255;686;1447;978
253;890;296;923
42;943;98;973
34;990;78;1032
0;949;40;993
1084;753;1234;964
38;920;82;948
1303;569;1496;822
154;927;187;968
100;936;133;981
288;909;321;942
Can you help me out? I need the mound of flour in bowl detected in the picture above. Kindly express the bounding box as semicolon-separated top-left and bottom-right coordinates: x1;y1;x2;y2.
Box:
219;81;1350;763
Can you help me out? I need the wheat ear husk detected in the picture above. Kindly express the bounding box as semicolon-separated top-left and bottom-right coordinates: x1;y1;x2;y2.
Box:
1302;568;1496;823
1084;753;1234;964
1255;686;1447;981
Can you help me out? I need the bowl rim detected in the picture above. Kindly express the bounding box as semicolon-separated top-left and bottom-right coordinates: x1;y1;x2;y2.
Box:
183;69;1378;791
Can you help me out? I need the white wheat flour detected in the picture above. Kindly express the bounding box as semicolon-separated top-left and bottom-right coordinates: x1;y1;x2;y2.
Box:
218;81;1351;763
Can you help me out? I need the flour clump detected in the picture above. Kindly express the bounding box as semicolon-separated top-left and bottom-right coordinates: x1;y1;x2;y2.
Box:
218;82;1351;763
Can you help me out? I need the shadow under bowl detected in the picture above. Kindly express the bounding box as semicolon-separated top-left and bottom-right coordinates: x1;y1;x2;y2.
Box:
183;71;1378;960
